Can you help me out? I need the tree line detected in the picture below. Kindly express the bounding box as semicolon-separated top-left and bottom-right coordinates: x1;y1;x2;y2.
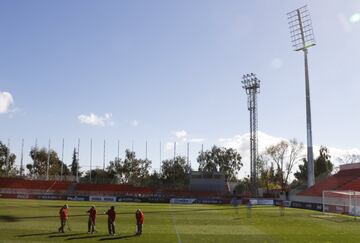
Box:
0;140;243;189
0;139;354;192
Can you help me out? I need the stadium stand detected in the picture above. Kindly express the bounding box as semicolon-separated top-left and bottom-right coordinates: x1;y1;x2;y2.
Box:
73;183;155;196
0;177;71;194
299;163;360;197
0;177;157;196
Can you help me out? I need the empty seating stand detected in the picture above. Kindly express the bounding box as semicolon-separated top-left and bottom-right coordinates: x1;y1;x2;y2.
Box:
299;169;360;197
0;177;71;194
0;177;226;199
72;183;155;196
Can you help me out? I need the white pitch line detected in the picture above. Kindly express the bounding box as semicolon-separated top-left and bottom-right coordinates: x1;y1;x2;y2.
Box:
170;205;182;243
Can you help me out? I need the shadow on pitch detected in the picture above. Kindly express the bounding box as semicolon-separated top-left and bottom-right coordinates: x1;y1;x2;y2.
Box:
65;234;108;240
98;234;137;241
48;233;84;238
17;232;59;237
0;215;20;222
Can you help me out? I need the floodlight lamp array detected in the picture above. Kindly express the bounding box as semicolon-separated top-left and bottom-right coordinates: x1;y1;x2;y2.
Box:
242;73;260;93
287;5;316;51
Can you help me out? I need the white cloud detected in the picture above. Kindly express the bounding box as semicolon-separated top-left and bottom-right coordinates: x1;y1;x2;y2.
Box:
0;91;14;113
218;131;360;178
174;130;188;141
78;113;113;126
350;13;360;23
130;120;139;127
219;131;285;163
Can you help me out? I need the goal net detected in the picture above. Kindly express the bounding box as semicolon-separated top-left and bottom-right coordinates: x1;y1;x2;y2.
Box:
322;190;360;216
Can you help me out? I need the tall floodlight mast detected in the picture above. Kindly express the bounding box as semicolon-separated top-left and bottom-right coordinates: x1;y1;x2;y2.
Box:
287;5;316;187
242;73;260;194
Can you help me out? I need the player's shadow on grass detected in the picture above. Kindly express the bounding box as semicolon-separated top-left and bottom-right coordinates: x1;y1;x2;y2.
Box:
17;232;59;237
48;233;84;238
98;234;137;241
0;215;20;222
65;234;108;240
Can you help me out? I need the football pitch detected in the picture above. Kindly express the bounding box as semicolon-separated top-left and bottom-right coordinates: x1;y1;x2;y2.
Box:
1;199;360;242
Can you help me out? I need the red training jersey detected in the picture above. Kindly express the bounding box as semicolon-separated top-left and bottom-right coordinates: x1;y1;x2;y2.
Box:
136;211;144;224
88;208;96;220
60;208;68;220
106;209;116;221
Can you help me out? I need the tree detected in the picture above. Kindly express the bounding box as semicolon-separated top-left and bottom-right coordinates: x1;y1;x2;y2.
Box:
233;177;252;196
315;146;333;177
69;148;81;180
0;141;17;176
27;147;70;178
257;155;280;192
197;146;242;182
293;158;307;183
265;139;304;191
294;146;334;183
81;169;116;184
161;156;191;188
144;170;162;188
107;149;151;185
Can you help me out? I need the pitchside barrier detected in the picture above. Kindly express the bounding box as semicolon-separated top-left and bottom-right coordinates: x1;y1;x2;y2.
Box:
89;196;117;202
249;199;274;205
170;198;197;204
67;196;89;201
0;193;225;204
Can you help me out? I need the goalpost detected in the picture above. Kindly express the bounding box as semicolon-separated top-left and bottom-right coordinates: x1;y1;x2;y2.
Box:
322;190;360;217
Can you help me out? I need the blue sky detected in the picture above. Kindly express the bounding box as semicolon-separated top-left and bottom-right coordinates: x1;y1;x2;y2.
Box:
1;0;360;176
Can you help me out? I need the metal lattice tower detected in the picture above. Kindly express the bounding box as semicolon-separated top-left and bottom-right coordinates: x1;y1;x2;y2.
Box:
242;73;260;193
287;5;316;188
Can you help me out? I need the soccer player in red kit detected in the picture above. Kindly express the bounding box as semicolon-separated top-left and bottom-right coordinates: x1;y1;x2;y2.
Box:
58;204;69;233
106;206;116;235
135;209;144;236
87;205;97;233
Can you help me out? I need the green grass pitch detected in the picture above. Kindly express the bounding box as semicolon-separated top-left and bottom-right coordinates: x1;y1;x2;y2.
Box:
1;198;360;242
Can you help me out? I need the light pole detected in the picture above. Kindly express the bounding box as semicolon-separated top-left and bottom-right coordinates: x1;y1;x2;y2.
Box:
287;5;316;187
46;139;51;180
242;73;260;195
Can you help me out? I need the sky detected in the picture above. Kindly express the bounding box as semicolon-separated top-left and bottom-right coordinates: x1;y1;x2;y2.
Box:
0;0;360;177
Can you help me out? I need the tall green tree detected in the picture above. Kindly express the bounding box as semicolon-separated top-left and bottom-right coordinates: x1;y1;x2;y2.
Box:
294;146;334;183
161;156;191;188
197;146;242;182
107;149;151;185
69;148;80;179
81;169;116;184
0;141;17;176
27;147;70;178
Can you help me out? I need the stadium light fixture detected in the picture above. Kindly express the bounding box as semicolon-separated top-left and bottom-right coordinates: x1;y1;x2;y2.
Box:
242;73;260;195
287;5;316;188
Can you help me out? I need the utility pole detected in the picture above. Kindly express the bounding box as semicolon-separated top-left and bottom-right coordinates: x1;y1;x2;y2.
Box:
20;138;24;177
61;138;64;181
6;138;10;176
90;139;92;183
46;139;51;180
103;140;106;171
77;138;80;183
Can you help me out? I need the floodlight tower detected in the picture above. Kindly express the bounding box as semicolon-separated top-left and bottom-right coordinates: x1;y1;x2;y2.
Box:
242;73;260;194
287;5;316;187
